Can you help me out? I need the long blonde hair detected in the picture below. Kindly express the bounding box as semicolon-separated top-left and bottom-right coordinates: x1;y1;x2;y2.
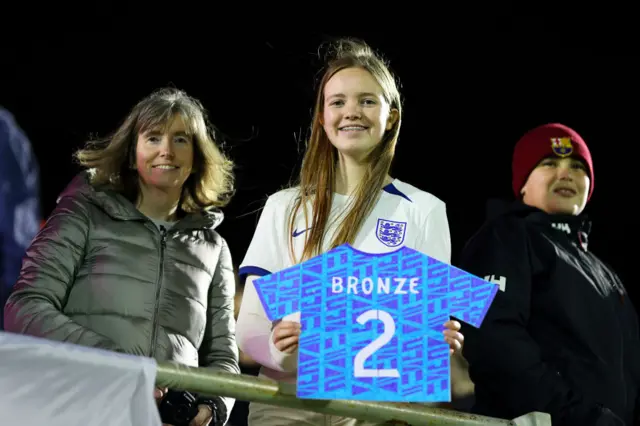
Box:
75;88;234;213
288;39;402;263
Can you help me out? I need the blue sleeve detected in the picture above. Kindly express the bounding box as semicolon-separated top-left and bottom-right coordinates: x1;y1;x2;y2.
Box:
446;266;499;328
252;264;302;321
0;109;41;330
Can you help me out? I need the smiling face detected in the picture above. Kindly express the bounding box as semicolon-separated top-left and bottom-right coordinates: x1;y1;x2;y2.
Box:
321;67;398;162
521;156;590;215
135;114;194;193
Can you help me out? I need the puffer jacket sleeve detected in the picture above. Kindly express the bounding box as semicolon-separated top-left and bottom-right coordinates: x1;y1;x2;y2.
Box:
3;190;123;352
198;235;240;425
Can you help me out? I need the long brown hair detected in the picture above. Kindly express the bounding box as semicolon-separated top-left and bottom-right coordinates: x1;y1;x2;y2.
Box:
75;88;234;213
288;39;402;263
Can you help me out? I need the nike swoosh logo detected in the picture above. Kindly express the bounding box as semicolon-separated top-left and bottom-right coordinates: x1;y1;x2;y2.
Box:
292;227;311;237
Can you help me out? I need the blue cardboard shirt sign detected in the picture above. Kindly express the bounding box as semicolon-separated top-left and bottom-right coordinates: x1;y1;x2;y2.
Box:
253;244;498;402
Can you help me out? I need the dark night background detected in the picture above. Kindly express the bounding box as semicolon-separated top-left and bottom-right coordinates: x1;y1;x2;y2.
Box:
0;7;636;422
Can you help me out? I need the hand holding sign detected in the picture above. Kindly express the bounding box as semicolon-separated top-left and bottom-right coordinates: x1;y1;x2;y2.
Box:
254;244;498;403
272;320;301;354
443;320;463;355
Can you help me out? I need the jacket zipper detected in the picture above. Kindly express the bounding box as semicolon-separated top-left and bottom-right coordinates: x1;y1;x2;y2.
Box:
149;226;167;357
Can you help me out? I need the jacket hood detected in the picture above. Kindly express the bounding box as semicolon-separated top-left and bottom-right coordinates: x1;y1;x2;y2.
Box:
485;198;537;221
57;170;224;231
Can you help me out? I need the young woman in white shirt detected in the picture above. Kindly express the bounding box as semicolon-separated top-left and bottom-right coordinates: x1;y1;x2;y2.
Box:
236;39;464;426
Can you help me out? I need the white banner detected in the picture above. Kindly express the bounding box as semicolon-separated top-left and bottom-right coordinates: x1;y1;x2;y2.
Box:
0;331;161;426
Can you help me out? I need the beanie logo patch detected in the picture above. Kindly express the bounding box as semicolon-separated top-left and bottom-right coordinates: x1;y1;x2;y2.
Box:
550;137;573;157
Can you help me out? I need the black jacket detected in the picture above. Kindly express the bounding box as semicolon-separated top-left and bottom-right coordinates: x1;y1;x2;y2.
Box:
459;200;640;425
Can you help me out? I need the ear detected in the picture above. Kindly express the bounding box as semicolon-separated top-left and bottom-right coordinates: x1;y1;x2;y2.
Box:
386;108;399;131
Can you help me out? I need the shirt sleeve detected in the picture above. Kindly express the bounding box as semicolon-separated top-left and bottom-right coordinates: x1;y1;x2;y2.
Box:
236;193;298;373
0;110;41;330
238;194;289;281
417;200;451;264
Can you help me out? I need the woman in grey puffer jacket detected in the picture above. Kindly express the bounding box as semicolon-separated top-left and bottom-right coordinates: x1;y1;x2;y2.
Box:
4;88;240;426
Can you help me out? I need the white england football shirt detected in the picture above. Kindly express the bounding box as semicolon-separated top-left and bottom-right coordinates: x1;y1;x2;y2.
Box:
236;179;451;382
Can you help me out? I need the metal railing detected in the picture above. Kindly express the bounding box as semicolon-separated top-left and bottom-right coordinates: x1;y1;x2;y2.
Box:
156;362;544;425
0;329;550;426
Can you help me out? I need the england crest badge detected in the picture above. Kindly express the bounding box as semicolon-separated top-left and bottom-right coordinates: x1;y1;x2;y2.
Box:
376;218;407;247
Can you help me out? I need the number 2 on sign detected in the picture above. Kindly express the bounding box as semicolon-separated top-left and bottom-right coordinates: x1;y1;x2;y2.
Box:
353;309;400;378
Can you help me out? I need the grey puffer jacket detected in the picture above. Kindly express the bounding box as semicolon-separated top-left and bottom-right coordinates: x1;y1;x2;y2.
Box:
4;171;239;424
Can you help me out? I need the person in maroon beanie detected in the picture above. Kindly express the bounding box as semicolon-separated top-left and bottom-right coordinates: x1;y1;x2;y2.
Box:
458;123;640;425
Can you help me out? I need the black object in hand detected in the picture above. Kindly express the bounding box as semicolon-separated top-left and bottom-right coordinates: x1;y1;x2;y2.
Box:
159;389;199;426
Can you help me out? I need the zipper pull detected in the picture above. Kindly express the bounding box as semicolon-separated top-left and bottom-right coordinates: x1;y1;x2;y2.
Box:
160;225;167;247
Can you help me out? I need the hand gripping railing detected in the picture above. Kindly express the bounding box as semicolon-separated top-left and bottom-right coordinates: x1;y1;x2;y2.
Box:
156;362;548;426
